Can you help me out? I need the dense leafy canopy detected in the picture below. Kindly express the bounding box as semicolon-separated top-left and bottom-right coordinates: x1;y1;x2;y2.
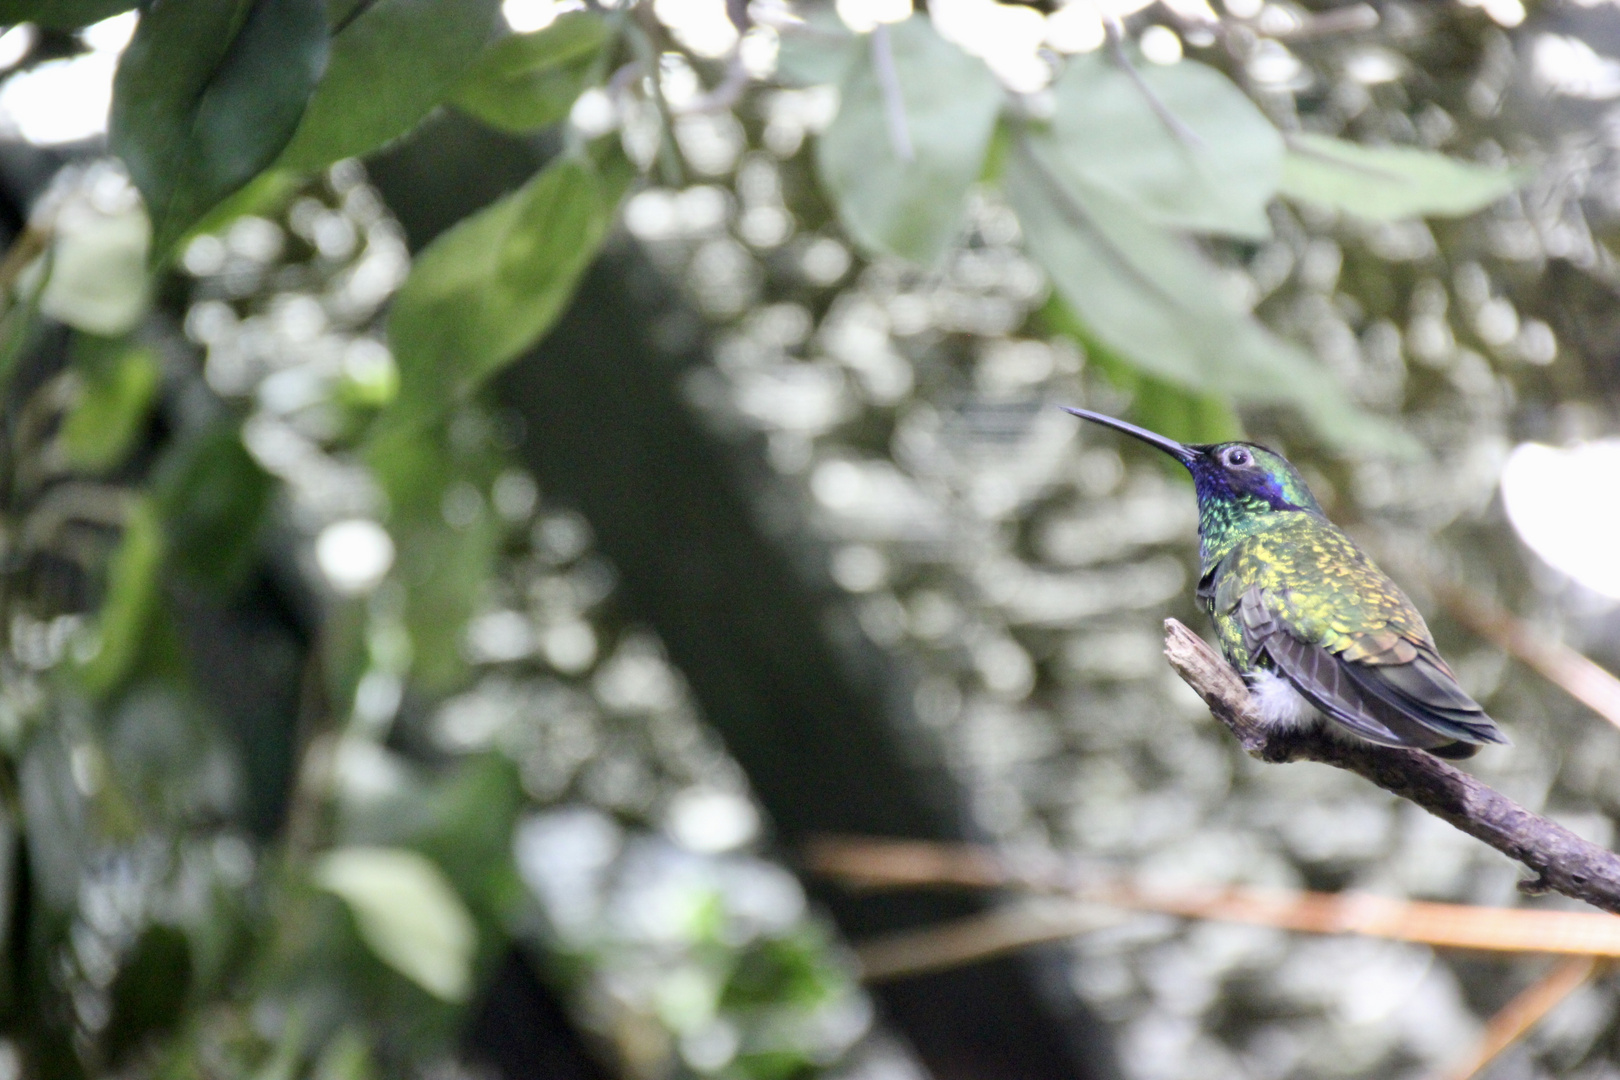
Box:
815;17;1002;264
108;0;328;256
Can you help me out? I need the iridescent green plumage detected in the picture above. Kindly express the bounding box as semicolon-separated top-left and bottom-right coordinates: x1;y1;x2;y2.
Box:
1064;408;1510;759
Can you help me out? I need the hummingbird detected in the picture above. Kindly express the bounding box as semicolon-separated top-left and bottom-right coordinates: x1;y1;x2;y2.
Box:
1063;407;1510;759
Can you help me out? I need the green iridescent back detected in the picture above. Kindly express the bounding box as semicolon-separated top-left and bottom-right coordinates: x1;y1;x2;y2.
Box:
1202;513;1431;674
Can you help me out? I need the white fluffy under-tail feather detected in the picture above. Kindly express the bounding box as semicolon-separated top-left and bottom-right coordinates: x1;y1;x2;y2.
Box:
1246;668;1318;732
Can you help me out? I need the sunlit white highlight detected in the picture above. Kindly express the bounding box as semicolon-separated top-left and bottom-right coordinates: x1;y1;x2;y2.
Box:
1532;34;1620;99
931;0;1050;91
0;25;36;72
1045;4;1105;53
1470;0;1525;28
0;12;135;146
1139;25;1183;65
666;788;760;853
315;519;395;595
503;0;569;32
1501;440;1620;599
655;0;740;57
835;0;912;34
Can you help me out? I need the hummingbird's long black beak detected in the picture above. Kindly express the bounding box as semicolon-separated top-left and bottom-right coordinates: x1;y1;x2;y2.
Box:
1061;407;1199;466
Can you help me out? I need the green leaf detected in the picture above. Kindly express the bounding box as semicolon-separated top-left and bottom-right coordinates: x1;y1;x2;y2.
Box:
312;1028;377;1080
61;337;160;472
452;12;609;133
1279;133;1528;220
365;421;500;691
314;846;477;1002
153;422;275;593
1046;53;1282;241
815;17;1002;264
78;498;164;699
109;0;328;258
1043;301;1246;446
0;0;134;29
337;754;524;921
277;0;502;173
1005;135;1402;453
774;11;860;86
387;155;610;414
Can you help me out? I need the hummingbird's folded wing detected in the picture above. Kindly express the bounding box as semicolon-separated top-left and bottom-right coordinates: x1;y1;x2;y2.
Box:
1234;586;1508;753
1338;643;1509;747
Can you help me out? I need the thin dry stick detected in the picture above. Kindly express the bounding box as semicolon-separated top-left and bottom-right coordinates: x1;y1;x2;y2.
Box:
1163;618;1620;914
1432;580;1620;734
1436;956;1603;1080
809;837;1620;963
855;903;1127;982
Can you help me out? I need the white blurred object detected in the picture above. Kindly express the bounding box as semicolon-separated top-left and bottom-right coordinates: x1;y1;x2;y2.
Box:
835;0;912;34
1139;24;1182;64
1500;440;1620;599
1532;34;1620;99
1045;4;1105;53
655;0;741;57
930;0;1050;91
666;787;760;853
504;0;566;31
515;808;623;941
315;519;396;595
26;163;150;335
0;12;135;145
570;87;618;138
1461;0;1525;27
0;25;36;72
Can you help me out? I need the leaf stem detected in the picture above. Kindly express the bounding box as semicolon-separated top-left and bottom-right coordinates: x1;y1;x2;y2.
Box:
870;24;914;163
1010;131;1187;312
625;18;686;187
1104;17;1204;150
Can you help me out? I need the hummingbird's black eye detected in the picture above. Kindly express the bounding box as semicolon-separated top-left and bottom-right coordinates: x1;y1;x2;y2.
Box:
1223;447;1252;468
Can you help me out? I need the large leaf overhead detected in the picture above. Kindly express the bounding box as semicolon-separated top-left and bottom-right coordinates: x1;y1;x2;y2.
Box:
452;11;610;133
1004;134;1400;453
277;0;502;172
815;17;1002;264
109;0;328;257
773;8;861;86
386;155;611;415
1046;53;1284;241
1279;133;1528;220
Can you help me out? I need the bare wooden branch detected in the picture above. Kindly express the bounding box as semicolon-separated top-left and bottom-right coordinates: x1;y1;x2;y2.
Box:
1164;618;1620;914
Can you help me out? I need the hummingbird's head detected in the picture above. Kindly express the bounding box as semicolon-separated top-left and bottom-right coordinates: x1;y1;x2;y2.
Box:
1061;407;1324;518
